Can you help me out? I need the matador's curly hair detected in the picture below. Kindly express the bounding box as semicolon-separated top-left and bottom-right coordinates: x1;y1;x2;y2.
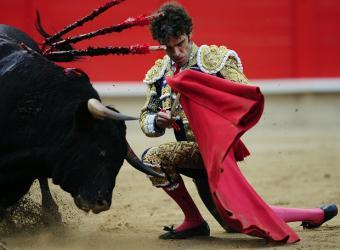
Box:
149;2;193;44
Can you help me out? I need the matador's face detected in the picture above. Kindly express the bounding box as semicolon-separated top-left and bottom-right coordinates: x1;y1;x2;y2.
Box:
162;34;192;67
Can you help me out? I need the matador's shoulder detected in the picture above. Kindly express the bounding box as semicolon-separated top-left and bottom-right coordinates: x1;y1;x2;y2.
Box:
197;44;243;74
143;55;170;84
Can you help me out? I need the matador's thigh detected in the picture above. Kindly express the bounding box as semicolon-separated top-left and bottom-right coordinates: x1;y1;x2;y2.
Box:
142;141;205;187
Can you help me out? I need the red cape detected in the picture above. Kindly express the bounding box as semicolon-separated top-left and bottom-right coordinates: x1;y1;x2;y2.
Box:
167;70;299;243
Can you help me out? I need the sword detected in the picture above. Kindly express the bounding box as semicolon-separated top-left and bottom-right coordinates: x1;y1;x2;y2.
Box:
170;93;181;132
170;93;181;116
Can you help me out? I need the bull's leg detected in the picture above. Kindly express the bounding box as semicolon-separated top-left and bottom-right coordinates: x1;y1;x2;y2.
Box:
38;178;62;224
0;178;33;232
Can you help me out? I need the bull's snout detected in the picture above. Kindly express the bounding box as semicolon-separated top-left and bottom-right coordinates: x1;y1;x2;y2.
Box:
74;192;111;214
92;199;110;214
92;189;111;213
74;195;91;212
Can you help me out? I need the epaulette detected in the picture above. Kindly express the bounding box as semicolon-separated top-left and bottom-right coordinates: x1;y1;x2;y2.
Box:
197;45;243;74
143;55;170;84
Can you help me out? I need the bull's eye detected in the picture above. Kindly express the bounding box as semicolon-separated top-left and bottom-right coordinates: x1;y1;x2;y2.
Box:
99;150;106;157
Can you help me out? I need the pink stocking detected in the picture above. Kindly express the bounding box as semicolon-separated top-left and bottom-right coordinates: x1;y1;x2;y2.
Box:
270;205;324;224
163;177;204;232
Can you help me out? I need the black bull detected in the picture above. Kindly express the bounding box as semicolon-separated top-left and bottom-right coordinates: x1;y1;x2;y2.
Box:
0;24;161;216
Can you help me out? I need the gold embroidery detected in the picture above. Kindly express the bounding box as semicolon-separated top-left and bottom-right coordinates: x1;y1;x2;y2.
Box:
161;86;172;110
188;44;198;67
143;55;170;84
143;141;204;187
220;58;250;84
198;45;229;73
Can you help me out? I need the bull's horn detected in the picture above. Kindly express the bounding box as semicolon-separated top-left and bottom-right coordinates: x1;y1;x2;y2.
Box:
87;98;138;121
125;142;164;178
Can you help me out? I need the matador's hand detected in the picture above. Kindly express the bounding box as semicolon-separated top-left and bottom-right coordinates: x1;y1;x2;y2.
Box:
155;109;176;129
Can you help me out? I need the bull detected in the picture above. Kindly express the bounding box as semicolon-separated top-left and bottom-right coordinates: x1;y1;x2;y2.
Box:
0;23;162;220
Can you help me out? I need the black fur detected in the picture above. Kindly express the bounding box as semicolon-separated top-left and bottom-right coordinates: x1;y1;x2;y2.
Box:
0;25;127;213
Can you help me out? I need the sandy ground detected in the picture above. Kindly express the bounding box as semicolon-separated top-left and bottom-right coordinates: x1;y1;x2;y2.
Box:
1;95;339;250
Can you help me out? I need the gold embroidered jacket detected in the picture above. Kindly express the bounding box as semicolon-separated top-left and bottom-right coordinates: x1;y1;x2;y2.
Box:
140;43;249;140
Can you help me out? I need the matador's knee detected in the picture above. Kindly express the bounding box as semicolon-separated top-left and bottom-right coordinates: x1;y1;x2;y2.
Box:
141;147;180;188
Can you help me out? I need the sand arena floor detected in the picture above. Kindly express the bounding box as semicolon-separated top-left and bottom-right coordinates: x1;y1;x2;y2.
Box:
1;95;339;250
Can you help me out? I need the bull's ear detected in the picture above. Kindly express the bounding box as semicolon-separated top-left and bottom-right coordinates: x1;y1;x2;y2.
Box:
74;102;95;131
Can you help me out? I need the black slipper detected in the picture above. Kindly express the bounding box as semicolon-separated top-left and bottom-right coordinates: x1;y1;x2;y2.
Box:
159;221;210;239
301;204;338;229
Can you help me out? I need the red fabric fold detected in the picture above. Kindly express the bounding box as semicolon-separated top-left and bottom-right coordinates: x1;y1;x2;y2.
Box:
167;70;299;243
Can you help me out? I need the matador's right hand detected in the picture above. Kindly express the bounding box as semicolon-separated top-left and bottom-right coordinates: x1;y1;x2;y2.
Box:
155;109;176;129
